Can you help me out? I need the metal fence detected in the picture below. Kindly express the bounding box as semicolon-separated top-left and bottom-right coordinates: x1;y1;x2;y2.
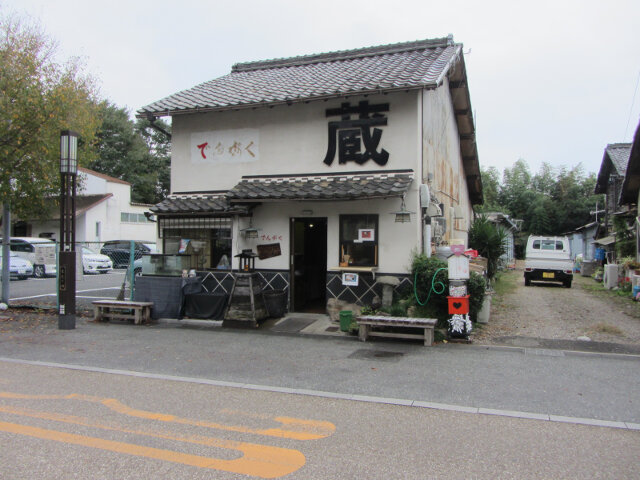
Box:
0;240;146;311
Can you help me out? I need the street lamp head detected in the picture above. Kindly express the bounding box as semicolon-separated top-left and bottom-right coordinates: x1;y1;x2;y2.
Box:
60;130;79;175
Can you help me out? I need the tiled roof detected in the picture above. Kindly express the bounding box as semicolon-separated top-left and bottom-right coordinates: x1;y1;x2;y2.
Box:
606;143;632;176
138;37;459;116
151;194;245;215
227;171;413;201
595;143;632;194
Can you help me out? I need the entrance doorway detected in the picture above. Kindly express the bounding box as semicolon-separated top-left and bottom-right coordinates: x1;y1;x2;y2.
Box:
290;217;327;312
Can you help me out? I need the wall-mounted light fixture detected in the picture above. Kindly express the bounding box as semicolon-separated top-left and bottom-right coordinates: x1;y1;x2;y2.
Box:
240;217;261;239
390;194;415;223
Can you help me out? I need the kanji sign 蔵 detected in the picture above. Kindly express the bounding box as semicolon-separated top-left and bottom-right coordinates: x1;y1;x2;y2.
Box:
323;101;389;166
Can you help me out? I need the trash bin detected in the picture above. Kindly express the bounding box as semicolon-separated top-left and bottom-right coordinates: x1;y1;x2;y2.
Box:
263;289;288;318
339;310;353;332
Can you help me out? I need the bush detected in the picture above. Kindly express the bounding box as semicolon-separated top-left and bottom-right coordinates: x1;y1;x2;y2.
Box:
410;253;486;325
468;215;507;279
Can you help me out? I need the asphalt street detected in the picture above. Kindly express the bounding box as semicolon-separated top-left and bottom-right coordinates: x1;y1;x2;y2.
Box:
0;360;637;479
0;318;638;425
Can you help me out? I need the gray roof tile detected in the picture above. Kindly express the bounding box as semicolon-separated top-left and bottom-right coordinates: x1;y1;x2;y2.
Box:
606;143;632;176
150;194;246;215
227;171;414;201
138;37;459;116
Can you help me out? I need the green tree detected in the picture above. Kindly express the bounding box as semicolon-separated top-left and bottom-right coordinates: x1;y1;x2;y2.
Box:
499;159;533;220
135;116;171;200
0;14;100;219
90;103;170;204
477;166;501;212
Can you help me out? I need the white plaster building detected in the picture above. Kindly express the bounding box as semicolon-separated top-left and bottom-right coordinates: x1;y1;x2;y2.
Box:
139;36;482;312
14;167;157;245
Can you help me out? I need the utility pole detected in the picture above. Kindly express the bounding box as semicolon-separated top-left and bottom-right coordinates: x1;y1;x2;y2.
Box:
1;203;10;304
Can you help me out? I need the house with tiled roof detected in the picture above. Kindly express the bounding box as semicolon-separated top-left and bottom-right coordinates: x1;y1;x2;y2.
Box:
138;36;482;314
12;167;156;245
594;143;633;235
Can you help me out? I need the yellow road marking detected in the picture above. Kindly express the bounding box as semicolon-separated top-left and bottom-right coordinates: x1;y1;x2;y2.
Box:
0;391;335;440
0;420;305;478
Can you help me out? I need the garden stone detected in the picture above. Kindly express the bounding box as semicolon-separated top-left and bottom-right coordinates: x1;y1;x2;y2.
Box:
377;276;400;308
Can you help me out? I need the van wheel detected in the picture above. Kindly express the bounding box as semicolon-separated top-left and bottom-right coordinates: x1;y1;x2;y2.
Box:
34;265;45;278
524;276;531;286
564;279;572;288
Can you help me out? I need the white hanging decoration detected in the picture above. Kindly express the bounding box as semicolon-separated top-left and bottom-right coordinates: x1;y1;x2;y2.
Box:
448;314;472;333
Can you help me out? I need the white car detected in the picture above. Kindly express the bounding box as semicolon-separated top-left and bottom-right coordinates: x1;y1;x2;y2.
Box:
0;237;57;277
82;246;113;274
0;252;34;280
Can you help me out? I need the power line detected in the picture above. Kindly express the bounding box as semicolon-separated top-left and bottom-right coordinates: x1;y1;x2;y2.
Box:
624;69;640;141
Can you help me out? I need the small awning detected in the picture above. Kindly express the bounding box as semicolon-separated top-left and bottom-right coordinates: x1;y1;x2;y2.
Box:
227;170;414;202
594;235;616;245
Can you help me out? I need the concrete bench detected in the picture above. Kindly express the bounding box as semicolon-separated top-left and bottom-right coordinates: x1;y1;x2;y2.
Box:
356;315;437;346
92;300;154;325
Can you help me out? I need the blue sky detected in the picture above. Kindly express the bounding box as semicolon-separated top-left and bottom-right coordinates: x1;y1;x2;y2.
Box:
3;0;640;177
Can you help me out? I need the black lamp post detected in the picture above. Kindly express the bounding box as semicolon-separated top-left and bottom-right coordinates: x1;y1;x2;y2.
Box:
58;130;78;330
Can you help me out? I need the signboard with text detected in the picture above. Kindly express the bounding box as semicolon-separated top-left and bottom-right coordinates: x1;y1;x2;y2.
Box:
191;128;259;164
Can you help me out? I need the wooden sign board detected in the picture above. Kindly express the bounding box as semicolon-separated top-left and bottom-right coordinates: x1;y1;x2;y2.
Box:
257;243;281;260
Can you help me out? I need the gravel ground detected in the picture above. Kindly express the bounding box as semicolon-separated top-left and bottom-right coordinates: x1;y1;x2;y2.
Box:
475;262;640;345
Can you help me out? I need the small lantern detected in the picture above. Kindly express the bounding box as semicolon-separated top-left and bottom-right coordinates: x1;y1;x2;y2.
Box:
390;194;415;223
241;217;260;239
234;249;258;272
60;130;79;175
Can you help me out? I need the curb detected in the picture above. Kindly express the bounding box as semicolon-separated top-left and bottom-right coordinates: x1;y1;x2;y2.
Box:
0;357;638;431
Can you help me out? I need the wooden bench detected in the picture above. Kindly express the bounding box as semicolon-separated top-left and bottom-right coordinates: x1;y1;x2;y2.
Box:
356;315;437;346
92;300;154;325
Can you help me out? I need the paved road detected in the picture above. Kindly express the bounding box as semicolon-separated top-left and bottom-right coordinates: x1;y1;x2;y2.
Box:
3;271;128;309
0;318;639;425
0;360;637;479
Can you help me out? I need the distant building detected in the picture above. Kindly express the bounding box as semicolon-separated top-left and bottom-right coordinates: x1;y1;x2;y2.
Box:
619;121;640;261
12;167;157;245
485;212;520;266
594;143;632;234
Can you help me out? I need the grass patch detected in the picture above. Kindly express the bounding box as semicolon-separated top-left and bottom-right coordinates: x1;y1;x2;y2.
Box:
588;323;625;336
492;269;520;304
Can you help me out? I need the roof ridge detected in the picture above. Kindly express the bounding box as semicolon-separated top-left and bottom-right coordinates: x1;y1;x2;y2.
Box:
606;143;632;148
232;36;454;73
78;166;131;185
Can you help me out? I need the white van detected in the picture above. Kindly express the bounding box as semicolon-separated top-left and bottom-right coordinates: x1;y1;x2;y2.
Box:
524;235;573;288
1;237;57;278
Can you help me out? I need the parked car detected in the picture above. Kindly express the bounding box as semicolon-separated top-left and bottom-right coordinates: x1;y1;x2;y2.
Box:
100;241;156;268
524;235;573;288
0;252;34;280
82;246;113;274
0;237;56;278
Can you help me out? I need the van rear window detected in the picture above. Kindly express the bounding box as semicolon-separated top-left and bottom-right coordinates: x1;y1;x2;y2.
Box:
532;240;564;250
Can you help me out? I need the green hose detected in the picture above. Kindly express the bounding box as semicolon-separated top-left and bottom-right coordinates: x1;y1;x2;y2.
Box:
414;267;447;306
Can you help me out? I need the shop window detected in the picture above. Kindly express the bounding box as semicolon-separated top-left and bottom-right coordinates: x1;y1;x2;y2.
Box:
339;214;378;267
161;222;231;270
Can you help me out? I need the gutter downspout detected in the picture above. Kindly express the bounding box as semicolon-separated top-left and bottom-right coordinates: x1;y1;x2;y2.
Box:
146;114;172;140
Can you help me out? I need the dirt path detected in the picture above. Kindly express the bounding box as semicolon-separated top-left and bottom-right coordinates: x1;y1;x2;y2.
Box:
474;263;640;345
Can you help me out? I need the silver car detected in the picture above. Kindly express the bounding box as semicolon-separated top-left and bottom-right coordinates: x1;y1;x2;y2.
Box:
82;246;113;274
0;252;34;280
